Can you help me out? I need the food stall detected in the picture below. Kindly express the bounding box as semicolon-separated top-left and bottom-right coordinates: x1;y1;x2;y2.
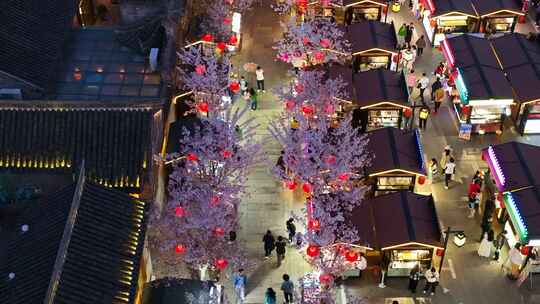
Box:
349;191;443;277
491;33;540;135
363;127;427;196
482;142;540;247
352;69;410;131
471;0;524;33
421;0;479;46
342;0;388;23
345;21;399;72
442;35;514;134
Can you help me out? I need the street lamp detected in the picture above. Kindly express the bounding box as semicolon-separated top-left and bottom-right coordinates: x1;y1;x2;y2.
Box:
438;226;465;273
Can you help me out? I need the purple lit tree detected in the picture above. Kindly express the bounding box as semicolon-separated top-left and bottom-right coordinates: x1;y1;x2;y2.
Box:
150;106;263;278
200;0;255;42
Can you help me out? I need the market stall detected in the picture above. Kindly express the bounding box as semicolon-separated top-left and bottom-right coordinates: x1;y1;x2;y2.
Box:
350;191;443;277
345;21;399;72
482;142;540;247
352;69;410;131
421;0;479;46
442;34;514;134
471;0;524;33
362;127;427;196
343;0;388;23
491;33;540;135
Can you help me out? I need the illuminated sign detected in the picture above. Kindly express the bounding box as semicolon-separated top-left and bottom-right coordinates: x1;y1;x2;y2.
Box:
441;39;455;67
232;12;241;34
454;68;469;104
504;193;528;243
487;145;506;190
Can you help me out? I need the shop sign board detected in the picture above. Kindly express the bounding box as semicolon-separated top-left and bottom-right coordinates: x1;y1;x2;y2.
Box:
458;123;472;140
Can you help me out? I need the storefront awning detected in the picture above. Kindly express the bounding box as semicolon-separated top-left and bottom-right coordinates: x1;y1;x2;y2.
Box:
345;21;398;56
470;0;524;17
365;127;426;176
431;0;478;18
349;191;443;250
354;69;409;109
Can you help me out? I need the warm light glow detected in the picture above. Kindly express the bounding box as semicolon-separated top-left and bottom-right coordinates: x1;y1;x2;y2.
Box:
369;169;426;177
360;101;411;110
381;241;443;251
481;9;524;18
352;48;397;56
344;0;387;8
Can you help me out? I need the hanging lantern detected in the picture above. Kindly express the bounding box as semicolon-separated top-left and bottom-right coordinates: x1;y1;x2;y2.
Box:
301;105;314;115
295;83;304;93
418;175;426;185
187;153;198;161
225;0;234;4
215;258;228;270
308;219;320;230
223;17;232;24
174;206;185;217
319;273;333;284
202;33;213;42
302;182;312;193
335;244;345;254
229;35;238;45
216;42;227;51
436;248;444;257
314;51;325;62
303;37;311;45
306;244;320;257
404;108;412;118
211;195;221;206
325;155;337;165
481;152;486;161
197;102;209;113
222;149;233;158
345;251;359;262
195;64;206;75
214;227;225;236
320;38;330;48
338;173;349;181
521;246;531;256
229;82;240;93
175;244;186;254
286;180;297;190
324;103;335;114
285;99;296;110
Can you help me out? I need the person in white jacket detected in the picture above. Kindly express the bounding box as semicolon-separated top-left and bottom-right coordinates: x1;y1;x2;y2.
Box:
423;267;439;295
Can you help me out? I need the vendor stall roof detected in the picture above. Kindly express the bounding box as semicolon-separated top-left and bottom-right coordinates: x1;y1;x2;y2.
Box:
447;34;500;69
505;188;540;244
345;21;397;55
350;191;443;250
328;65;355;102
470;0;523;17
432;0;478;18
483;142;540;192
0;170;148;304
458;64;514;101
353;69;408;109
365;127;425;176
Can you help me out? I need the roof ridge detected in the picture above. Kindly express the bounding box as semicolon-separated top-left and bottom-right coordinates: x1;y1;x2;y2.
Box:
400;190;417;242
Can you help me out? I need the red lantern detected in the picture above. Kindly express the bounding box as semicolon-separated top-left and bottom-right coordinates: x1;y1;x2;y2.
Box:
197;102;209;113
174;206;185;217
338;173;349;181
285;99;296;110
286;180;297;190
306;244;320;257
308;219;321;230
225;0;234;4
295;83;304;93
229;82;240;93
314;51;325;61
404;108;412;118
223;17;232;24
319;273;333;284
216;42;227;51
228;35;238;45
301;105;313;115
202;33;213;42
302;182;312;193
325;155;337;165
195;64;206;75
481;152;486;161
418;175;426;185
211;195;221;206
345;251;359;262
222;149;233;158
303;37;310;45
175;244;186;254
320;38;330;48
324;103;334;114
521;246;531;256
215;258;228;270
335;244;346;254
436;248;444;257
187;153;198;161
214;227;225;236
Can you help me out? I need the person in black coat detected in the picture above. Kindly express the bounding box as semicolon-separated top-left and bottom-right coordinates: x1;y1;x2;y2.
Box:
263;230;275;259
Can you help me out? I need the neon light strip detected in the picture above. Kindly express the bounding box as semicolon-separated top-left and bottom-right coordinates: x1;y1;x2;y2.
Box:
504;193;528;241
488;146;506;188
424;0;435;13
441;39;455;67
414;129;426;174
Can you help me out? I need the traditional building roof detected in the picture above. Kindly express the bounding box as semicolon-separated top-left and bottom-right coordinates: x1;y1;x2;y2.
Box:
0;104;157;189
345;21;397;55
470;0;523;17
432;0;478;18
353;69;409;109
342;0;387;6
0;170;148;304
0;0;77;91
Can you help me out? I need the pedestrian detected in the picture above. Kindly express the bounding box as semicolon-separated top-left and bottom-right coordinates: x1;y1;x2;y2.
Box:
405;26;413;48
415;35;426;56
256;66;265;92
240;76;248;95
398;23;408;48
417;73;430;104
406;69;416;93
263;230;276;259
431;77;442;100
265;288;277;304
433;87;445;113
428;158;438;183
434;61;445;78
440;145;452;174
418;105;429;130
493;230;507;261
472;170;484;187
233;269;247;304
478;232;492;258
357;253;367;278
249;88;258;110
401;48;414;72
423;267;439;295
468;179;481;218
281;274;294;303
275;236;286;266
408;264;421;293
443;157;456;189
507;243;523;279
295;231;303;248
286;218;296;243
243;89;251;103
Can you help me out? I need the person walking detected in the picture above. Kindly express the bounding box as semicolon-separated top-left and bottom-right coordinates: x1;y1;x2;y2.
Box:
405;23;414;48
444;157;456;189
256;66;265;92
508;243;524;279
263;230;276;259
286;218;296;243
428;158;438;183
265;288;277;304
406;69;416;93
281;274;294;304
233;269;247;304
398;23;408;48
408;265;421;293
440;145;452;174
493;230;508;261
249;88;258;110
415;35;426;56
240;76;248;95
417;73;430;105
431;77;442;100
357;253;367;278
478;232;492;258
275;236;287;266
423;267;439;295
433;87;445;113
418;105;430;130
401;48;414;72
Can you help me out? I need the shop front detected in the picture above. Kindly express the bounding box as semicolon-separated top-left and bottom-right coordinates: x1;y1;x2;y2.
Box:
345;21;399;73
363;127;427;196
352;69;410;131
343;0;388;23
350;192;443;277
471;0;523;33
421;0;479;46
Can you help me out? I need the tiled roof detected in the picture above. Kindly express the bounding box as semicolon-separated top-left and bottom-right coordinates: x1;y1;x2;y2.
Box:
0;172;148;304
346;21;397;55
354;69;409;108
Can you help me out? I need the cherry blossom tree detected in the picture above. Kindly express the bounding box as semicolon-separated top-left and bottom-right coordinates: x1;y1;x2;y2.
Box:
150;106;263;277
200;0;256;42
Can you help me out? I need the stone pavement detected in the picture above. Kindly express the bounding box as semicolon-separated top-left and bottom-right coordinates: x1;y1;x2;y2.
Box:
214;1;540;303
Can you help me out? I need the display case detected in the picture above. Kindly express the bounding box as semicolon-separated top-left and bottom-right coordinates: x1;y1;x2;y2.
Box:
517;102;540;134
387;249;433;277
455;103;507;134
367;109;401;130
485;17;516;32
355;55;391;72
352;7;380;21
375;175;414;196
